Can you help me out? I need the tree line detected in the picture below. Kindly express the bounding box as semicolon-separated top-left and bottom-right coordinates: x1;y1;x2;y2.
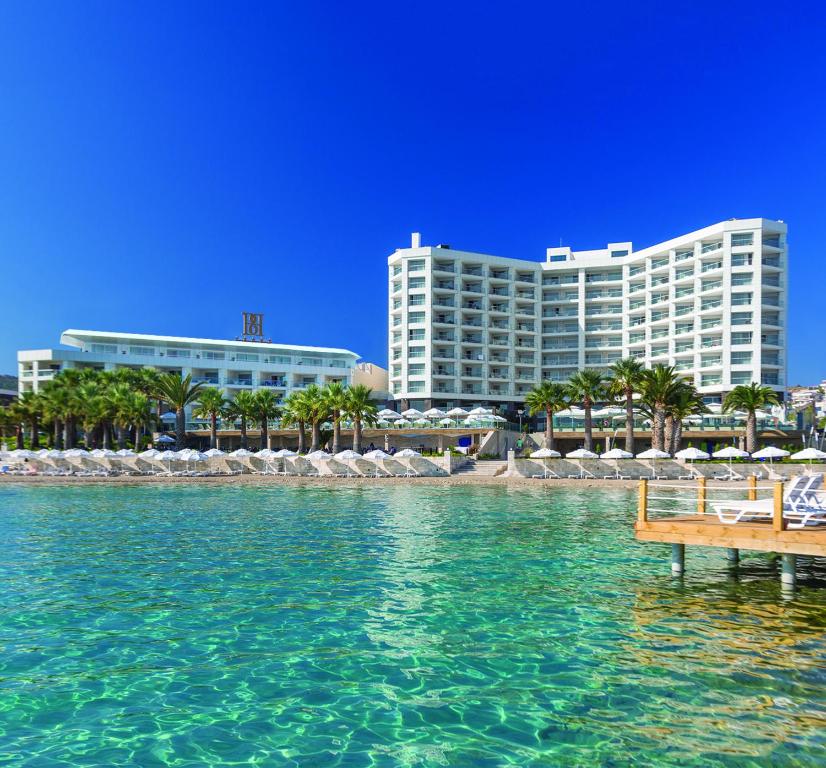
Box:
524;359;779;454
0;368;378;453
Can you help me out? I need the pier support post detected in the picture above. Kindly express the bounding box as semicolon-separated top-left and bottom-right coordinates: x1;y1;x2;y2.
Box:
671;544;685;576
726;548;740;565
781;554;797;589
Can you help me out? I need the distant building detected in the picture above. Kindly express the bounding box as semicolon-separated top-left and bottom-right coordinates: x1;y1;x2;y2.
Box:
18;328;361;413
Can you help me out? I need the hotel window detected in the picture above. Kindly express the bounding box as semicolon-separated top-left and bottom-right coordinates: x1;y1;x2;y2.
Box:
391;365;401;377
731;351;753;365
392;317;401;327
408;329;425;341
408;277;425;290
628;265;645;276
731;292;752;306
91;343;117;354
407;381;425;393
408;311;425;324
629;332;645;344
651;345;668;357
730;371;752;385
235;353;259;362
392;281;402;293
129;345;155;356
408;346;425;358
731;312;752;326
407;259;426;272
675;322;694;335
610;250;629;258
731;252;753;267
548;255;567;262
701;241;722;254
408;363;425;377
202;351;225;360
408;294;425;306
674;249;694;262
392;266;402;277
392;331;401;343
392;350;401;361
166;348;191;358
731;331;752;345
731;232;754;246
731;273;753;286
392;299;402;310
763;234;781;248
675;341;694;353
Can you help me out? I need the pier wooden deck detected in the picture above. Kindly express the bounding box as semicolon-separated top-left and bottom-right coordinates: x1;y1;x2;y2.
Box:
634;477;826;586
635;515;826;557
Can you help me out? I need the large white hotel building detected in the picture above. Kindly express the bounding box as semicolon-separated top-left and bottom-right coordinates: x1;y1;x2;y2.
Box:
388;218;787;414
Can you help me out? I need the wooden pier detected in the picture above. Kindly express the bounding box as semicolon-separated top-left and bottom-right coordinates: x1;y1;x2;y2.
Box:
635;478;826;588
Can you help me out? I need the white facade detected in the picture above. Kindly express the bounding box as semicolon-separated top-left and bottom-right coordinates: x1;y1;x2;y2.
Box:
388;219;787;411
18;329;360;399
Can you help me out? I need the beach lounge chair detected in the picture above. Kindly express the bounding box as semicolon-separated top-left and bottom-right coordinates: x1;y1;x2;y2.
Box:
712;475;823;523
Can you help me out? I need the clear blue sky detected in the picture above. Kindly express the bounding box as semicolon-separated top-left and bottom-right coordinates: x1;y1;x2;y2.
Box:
1;2;824;383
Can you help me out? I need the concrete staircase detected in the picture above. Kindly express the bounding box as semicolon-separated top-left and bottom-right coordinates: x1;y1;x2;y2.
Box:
451;458;508;477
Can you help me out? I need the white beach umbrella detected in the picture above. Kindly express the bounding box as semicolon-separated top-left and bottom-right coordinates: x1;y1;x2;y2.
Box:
9;449;36;459
439;417;453;426
636;448;671;478
446;407;469;416
712;446;750;476
530;447;561;478
335;449;362;460
395;448;421;458
468;406;491;416
229;448;254;457
64;448;88;458
203;448;225;457
531;448;561;458
790;447;826;466
115;449;136;457
401;408;423;419
255;449;276;458
713;447;749;459
138;448;163;461
363;448;392;476
90;448;117;458
752;446;790;459
395;418;411;427
752;446;790;472
272;449;297;458
492;414;508;422
413;418;430;427
423;408;446;418
601;448;633;459
557;407;586;418
36;448;50;458
566;448;598;459
675;447;710;460
306;450;332;460
377;409;401;419
156;435;176;444
377;419;391;427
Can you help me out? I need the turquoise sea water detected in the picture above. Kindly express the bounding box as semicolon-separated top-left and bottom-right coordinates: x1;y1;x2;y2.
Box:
0;484;824;767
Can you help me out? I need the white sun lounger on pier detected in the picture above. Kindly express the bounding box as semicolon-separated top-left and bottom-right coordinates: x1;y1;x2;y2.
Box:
711;475;822;524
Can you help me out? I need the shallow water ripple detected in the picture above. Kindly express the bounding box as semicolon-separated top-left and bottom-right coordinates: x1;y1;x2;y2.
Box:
0;483;824;766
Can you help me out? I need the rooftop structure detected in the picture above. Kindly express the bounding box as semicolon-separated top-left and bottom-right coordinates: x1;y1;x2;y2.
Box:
388;218;788;414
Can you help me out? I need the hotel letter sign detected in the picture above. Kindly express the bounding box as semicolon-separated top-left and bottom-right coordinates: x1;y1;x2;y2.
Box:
243;312;263;338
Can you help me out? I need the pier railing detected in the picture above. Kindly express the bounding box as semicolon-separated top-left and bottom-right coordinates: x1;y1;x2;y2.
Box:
637;477;788;532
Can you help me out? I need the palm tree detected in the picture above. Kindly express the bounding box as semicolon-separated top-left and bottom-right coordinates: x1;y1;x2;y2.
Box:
608;358;645;454
193;387;227;450
301;385;329;453
344;384;377;453
225;390;257;450
639;364;682;453
665;383;707;454
282;391;311;454
322;382;348;454
153;373;205;449
126;392;152;451
16;391;43;449
106;383;138;449
566;370;606;451
7;399;26;449
252;389;281;450
723;383;780;453
524;381;568;451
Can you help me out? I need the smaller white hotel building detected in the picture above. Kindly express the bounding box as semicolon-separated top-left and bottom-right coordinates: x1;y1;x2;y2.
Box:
388;218;788;413
18;330;360;399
